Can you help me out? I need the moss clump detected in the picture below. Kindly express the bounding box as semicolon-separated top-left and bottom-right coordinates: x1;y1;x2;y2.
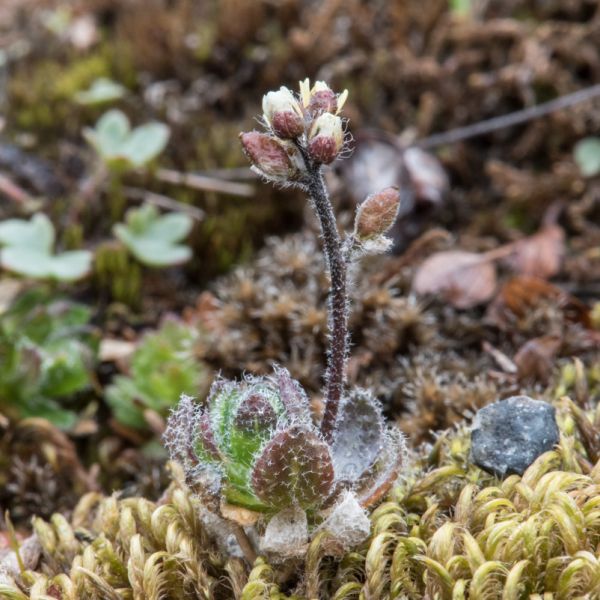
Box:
2;394;600;599
7;44;134;136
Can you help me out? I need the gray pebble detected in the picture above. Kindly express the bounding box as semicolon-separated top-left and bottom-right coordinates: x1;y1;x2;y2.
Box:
470;395;559;478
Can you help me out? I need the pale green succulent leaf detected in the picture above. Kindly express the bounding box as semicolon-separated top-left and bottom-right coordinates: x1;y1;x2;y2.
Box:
574;137;600;177
0;213;55;253
121;122;170;167
75;77;126;105
114;207;192;267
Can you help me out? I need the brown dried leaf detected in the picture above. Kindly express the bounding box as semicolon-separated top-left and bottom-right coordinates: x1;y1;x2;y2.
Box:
403;146;449;206
487;275;591;328
505;225;565;279
514;335;562;383
413;250;497;309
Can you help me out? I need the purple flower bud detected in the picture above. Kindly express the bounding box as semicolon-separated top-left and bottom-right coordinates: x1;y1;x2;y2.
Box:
240;131;302;182
308;89;338;116
307;113;344;165
262;87;305;139
271;111;305;139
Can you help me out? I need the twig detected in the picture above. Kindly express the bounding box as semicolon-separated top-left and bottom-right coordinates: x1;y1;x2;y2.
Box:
156;168;255;197
231;524;258;565
124;186;205;220
0;172;34;205
193;167;258;181
416;83;600;149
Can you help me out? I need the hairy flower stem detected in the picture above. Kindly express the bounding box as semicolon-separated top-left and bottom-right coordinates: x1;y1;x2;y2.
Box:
304;163;348;444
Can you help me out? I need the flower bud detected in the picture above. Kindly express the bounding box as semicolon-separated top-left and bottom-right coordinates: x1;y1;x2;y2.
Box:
307;113;344;165
240;131;302;182
262;87;305;139
354;187;400;240
300;79;348;116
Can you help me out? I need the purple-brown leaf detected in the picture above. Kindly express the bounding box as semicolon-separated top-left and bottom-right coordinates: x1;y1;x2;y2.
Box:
251;426;334;509
234;393;278;432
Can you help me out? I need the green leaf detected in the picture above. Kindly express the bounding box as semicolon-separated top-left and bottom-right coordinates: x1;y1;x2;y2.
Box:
113;206;193;267
41;338;94;397
105;318;204;429
84;109;170;169
574;137;600;177
1;248;54;278
84;109;130;159
0;291;98;425
121;122;170;167
0;214;54;253
46;251;93;281
75;78;126;105
145;212;193;243
0;247;92;281
21;396;78;429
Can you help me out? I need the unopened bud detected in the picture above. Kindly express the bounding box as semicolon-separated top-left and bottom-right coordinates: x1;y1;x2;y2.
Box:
262;87;305;139
308;89;337;115
240;131;302;182
307;113;344;165
300;79;348;116
354;187;400;240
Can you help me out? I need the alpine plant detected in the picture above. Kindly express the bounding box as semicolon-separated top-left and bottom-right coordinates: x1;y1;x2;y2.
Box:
164;79;406;559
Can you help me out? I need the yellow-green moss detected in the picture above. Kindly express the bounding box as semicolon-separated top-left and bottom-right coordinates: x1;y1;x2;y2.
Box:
2;394;600;599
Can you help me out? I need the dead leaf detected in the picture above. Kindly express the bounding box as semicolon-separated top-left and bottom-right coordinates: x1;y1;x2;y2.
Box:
220;502;260;526
99;338;136;362
504;225;565;279
482;341;517;374
487;275;591;328
403;146;449;206
413;250;497;309
514;335;562;383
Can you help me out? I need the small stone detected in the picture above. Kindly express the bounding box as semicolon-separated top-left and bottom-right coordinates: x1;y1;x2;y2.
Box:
470;396;559;478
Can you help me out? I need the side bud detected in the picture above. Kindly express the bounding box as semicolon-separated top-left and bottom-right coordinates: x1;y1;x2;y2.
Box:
354;187;400;241
240;131;303;182
262;86;305;139
307;113;344;165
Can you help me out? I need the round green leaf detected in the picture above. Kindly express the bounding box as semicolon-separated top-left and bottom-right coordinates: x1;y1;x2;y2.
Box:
0;213;55;252
122;122;170;167
75;78;126;105
574;137;600;177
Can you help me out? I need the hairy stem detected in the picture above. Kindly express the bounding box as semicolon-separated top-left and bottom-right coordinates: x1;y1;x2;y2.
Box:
304;165;348;443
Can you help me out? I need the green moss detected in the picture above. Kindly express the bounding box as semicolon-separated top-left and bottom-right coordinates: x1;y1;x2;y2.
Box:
8;43;135;135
